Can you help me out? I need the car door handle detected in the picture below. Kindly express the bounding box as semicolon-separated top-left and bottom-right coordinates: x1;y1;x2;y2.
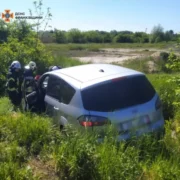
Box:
54;107;59;110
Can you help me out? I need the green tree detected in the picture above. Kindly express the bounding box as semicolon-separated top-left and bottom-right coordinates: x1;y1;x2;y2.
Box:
54;29;67;43
84;31;103;43
150;24;165;43
67;28;85;43
0;20;8;43
8;20;34;41
110;30;118;41
114;34;134;43
119;31;133;34
0;35;53;95
134;32;149;43
164;30;175;42
102;32;112;43
164;31;171;42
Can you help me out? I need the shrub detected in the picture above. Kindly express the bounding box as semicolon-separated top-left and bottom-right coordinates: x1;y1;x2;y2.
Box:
0;161;34;180
147;74;177;120
0;36;54;95
160;52;169;62
165;51;180;108
0;112;54;155
0;96;180;179
0;97;13;115
155;52;170;72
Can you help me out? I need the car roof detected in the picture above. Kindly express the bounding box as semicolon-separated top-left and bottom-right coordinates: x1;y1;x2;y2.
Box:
48;64;144;89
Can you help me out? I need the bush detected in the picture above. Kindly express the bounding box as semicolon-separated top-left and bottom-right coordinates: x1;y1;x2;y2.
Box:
160;52;169;62
156;52;170;72
0;113;54;155
0;161;34;180
147;74;177;120
165;51;180;107
54;127;142;180
0;97;13;115
0;36;54;95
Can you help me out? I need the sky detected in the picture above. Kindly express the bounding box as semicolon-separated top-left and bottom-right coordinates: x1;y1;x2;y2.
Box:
0;0;179;33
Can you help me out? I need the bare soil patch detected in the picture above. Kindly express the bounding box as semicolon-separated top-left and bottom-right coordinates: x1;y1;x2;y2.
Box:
28;158;59;180
73;48;167;64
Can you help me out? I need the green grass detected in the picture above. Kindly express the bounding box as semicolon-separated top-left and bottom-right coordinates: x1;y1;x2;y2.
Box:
113;56;166;74
52;56;88;68
147;73;179;120
1;39;180;178
1;30;180;179
113;57;151;73
1;80;180;180
46;42;175;52
45;42;176;59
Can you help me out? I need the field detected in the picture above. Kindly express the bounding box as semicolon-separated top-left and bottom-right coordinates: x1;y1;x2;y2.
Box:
1;42;180;180
45;42;179;72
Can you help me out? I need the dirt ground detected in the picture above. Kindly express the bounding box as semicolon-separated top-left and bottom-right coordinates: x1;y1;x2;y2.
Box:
73;48;176;64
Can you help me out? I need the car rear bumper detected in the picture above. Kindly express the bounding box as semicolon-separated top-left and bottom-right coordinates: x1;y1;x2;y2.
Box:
117;117;165;141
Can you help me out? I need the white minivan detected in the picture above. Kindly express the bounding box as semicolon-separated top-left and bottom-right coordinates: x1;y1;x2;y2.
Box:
26;64;164;140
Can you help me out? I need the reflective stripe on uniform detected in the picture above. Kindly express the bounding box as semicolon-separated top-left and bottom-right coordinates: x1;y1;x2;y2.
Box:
26;86;33;93
7;87;18;92
8;77;19;92
8;78;15;82
17;79;19;86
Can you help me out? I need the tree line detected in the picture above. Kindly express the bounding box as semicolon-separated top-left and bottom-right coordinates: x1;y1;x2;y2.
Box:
0;20;179;44
39;24;179;44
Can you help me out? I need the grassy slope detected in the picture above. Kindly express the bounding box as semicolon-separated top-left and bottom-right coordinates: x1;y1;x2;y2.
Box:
1;42;179;179
45;42;176;60
46;42;174;51
1;72;180;179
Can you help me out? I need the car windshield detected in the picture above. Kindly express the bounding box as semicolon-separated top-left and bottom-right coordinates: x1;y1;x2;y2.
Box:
81;75;156;112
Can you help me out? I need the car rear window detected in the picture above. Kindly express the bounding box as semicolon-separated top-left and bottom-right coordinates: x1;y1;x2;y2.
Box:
81;75;156;112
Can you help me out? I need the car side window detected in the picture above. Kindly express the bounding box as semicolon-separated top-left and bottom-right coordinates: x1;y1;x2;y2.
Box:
46;75;76;104
60;80;76;104
46;75;62;100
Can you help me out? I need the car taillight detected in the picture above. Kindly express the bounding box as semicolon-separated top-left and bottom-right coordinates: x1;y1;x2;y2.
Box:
155;97;162;110
78;115;110;127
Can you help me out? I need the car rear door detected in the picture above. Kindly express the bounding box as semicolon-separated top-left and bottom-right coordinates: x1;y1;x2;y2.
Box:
44;74;78;127
44;75;63;124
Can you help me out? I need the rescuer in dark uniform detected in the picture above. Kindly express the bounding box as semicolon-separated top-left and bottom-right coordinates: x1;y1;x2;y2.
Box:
21;61;37;111
6;60;22;110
